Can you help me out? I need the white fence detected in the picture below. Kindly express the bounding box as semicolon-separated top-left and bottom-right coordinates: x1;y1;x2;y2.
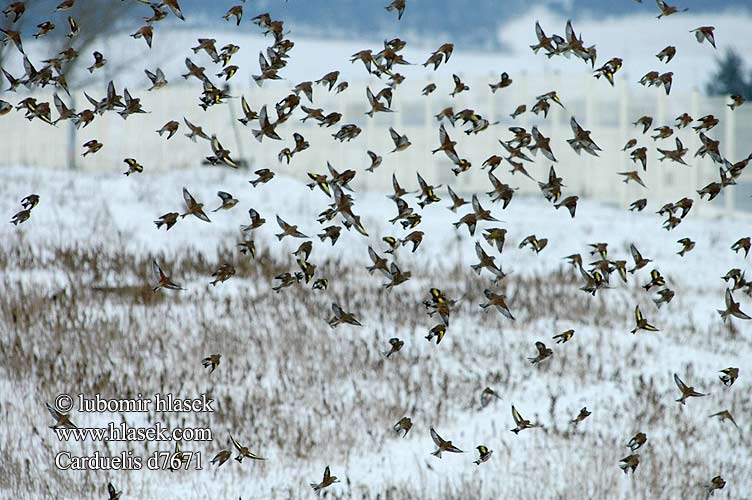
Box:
1;72;750;216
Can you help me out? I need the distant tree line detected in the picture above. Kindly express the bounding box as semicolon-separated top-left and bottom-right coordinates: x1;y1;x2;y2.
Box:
706;48;752;100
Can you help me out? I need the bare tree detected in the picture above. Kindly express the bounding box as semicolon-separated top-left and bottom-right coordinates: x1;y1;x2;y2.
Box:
1;0;143;168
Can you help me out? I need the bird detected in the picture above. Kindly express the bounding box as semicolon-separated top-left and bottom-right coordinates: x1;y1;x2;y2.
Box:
705;476;726;497
629;244;652;273
201;354;221;373
45;402;76;429
709;410;739;429
425;324;447;344
180;188;211;222
630;305;658;334
719;367;739;387
731;237;751;258
555;196;579;218
619;454;640;474
122;158;144;176
393;417;412;437
717;289;751;322
152;260;183;292
474;445;493;465
553;329;574;344
510;405;539;434
229;433;265;462
130;25;153;48
183;118;209;142
653;288;675;309
480;289;515;320
107;482;121;500
570;407;591;425
154;213;179;231
483;228;507;253
674;373;707;405
728;95;745;110
528;341;553;365
385;0;406;20
510;104;526;119
275;215;308;240
642;269;665;291
593;57;623;86
430;428;463;457
163;0;186;20
630;199;648;212
310;466;339;496
450;74;469;97
328;303;361;328
86;51;106;73
479;387;502;409
20;194;39;210
655;0;687;19
252;106;282;142
489;72;513;92
389;127;411;152
471;242;506;280
250;169;275;188
212;192;239;212
383;338;404;358
656;45;676;63
223;5;243;25
626;432;647;451
81;139;102;156
677;238;695;256
519;234;548;254
10;209;31;226
691;26;716;48
145;68;167;91
210;264;235;286
210;450;232;467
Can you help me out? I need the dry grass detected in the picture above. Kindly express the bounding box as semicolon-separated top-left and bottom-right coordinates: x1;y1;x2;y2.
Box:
1;231;749;499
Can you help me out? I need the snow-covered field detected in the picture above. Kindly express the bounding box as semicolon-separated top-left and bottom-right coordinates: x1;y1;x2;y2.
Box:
1;165;750;499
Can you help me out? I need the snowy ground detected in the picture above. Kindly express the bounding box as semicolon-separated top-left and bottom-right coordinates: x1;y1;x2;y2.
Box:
1;166;750;499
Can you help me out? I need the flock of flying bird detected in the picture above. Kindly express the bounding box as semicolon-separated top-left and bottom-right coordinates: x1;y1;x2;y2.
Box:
3;0;750;497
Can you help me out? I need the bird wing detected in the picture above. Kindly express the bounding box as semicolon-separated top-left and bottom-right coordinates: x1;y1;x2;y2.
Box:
241;95;252;116
535;21;546;42
630;244;642;263
45;402;62;420
429;428;443;446
182;188;196;208
229;433;243;452
674;373;688;392
389;127;400;145
535;341;547;355
152;259;164;280
368;246;381;264
512;405;522;425
635;305;644;323
471;194;481;214
366;86;377;107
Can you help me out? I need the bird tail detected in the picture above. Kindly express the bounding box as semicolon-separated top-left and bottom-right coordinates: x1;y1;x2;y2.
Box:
252;129;263;142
